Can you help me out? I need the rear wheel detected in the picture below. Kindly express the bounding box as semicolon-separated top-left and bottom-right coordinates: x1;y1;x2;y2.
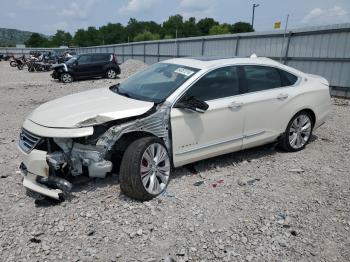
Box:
106;68;117;79
119;137;171;201
61;73;73;83
279;111;313;152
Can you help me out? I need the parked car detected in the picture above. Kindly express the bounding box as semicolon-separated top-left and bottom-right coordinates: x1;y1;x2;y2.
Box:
51;53;120;83
18;56;331;201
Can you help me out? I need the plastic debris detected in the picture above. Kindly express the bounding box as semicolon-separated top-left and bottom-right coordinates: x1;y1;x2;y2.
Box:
193;181;204;186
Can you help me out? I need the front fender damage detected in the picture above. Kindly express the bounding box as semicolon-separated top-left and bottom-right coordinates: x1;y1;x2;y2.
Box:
96;103;171;150
45;103;171;198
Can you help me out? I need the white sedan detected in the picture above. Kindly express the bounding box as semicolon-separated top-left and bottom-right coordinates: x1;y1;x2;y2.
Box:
18;56;331;201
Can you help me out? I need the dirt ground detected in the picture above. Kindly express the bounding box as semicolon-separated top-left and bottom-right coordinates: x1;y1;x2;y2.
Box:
0;60;349;262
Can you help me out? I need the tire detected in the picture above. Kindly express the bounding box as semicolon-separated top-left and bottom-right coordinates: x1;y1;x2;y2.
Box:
278;111;314;152
10;61;17;67
61;73;73;83
106;68;117;79
119;137;171;201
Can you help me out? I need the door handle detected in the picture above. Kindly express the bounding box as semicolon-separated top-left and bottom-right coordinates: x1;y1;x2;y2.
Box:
228;101;244;109
277;93;289;100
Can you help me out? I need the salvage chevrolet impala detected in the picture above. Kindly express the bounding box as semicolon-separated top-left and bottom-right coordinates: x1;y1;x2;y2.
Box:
18;56;331;201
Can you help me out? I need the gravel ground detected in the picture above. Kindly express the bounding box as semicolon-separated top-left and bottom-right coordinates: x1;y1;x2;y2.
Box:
0;60;349;262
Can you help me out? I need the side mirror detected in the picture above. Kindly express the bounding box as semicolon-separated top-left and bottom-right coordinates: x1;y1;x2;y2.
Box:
175;96;209;113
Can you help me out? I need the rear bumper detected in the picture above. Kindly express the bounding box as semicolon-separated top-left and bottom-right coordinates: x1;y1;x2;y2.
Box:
116;65;121;75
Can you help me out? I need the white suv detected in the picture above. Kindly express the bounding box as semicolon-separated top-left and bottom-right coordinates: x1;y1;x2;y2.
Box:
18;56;331;201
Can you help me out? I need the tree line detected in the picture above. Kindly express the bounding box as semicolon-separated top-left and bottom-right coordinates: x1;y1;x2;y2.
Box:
25;15;254;48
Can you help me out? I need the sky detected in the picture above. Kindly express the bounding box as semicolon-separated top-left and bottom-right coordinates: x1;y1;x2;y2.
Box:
1;0;350;35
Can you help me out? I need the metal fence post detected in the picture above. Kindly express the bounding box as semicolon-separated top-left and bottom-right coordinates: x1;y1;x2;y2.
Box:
157;42;160;62
131;43;134;59
122;45;124;63
201;38;205;56
176;40;180;57
143;43;146;63
235;36;240;56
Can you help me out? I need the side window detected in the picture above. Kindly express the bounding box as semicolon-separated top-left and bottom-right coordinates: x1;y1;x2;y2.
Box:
93;54;110;62
279;69;298;86
184;66;241;101
78;55;91;64
243;65;282;92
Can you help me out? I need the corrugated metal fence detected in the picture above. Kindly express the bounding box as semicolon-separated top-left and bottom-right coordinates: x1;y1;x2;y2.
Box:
1;23;350;97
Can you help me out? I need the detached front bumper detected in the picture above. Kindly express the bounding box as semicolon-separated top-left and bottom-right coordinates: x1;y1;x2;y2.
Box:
51;70;60;79
20;164;63;200
19;148;63;200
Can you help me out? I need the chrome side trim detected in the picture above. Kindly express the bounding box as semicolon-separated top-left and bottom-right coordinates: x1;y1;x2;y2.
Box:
175;130;266;155
175;135;243;155
244;130;265;138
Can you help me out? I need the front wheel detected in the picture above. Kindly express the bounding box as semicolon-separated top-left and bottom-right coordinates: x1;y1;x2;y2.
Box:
10;61;17;67
106;68;117;79
279;111;313;152
119;137;171;201
61;73;73;83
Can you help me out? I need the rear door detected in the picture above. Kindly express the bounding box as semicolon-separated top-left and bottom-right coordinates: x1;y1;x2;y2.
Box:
171;66;246;167
239;65;299;149
90;54;110;76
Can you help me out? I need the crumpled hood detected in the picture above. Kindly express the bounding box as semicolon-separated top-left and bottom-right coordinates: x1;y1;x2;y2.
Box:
28;87;154;128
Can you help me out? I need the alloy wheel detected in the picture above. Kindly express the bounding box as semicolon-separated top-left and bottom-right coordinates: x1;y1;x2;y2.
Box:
62;74;72;83
288;114;312;149
107;69;116;79
140;143;170;195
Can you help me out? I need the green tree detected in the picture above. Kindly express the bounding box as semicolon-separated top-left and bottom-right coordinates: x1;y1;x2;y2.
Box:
231;22;254;33
162;14;184;38
183;17;200;37
163;34;173;39
72;28;87;46
125;18;144;42
133;31;160;42
24;33;48;47
209;25;231;35
197;18;219;35
50;30;72;47
99;23;124;44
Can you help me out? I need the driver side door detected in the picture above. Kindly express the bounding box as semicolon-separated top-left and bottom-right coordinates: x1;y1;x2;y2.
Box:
74;54;93;77
171;66;246;167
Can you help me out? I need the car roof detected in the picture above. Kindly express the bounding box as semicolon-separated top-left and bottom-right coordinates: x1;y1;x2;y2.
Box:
80;53;112;56
163;56;283;70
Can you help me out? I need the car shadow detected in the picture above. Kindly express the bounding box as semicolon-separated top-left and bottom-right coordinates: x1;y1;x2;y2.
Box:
34;135;319;206
51;76;120;84
71;142;279;201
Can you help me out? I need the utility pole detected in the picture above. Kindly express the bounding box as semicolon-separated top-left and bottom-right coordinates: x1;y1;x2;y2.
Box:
251;4;260;29
280;14;290;63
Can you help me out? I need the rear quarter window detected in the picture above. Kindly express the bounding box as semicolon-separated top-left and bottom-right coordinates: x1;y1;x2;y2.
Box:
279;69;298;86
93;54;111;62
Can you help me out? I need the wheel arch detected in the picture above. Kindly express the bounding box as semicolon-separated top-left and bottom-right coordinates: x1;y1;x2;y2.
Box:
110;131;159;172
291;108;316;127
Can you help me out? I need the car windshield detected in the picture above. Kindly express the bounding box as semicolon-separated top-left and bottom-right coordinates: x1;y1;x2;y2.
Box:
111;63;199;103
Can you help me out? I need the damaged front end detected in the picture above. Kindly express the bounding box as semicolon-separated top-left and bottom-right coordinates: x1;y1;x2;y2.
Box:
18;103;172;200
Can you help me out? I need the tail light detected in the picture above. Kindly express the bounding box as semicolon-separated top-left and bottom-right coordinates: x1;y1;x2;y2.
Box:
111;54;117;64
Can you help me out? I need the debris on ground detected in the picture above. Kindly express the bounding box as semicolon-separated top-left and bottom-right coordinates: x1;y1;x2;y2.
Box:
193;181;204;186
